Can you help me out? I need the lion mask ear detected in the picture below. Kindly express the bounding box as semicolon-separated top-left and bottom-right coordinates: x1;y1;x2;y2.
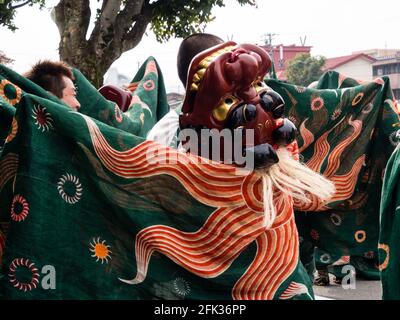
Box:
98;84;132;112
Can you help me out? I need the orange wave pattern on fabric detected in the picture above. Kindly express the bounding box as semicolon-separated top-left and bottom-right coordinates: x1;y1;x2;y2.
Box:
295;117;364;211
80;115;298;300
329;155;365;202
305;122;338;173
298;119;314;153
323;118;362;177
132;206;264;282
295;154;365;211
232;203;298;300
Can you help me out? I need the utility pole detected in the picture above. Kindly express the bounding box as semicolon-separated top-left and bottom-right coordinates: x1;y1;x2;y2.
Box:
262;33;278;78
263;33;277;61
263;33;277;47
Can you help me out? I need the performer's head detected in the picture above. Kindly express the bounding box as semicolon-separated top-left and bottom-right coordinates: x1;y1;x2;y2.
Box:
177;36;335;228
178;38;298;171
177;33;224;87
25;60;81;111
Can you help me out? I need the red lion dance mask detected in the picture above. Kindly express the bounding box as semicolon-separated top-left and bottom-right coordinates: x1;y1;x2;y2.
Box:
179;41;297;170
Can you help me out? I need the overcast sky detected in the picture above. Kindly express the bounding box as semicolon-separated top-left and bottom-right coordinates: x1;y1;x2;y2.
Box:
1;0;400;93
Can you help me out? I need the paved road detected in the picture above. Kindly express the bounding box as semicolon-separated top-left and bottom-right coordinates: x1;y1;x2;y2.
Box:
314;279;382;300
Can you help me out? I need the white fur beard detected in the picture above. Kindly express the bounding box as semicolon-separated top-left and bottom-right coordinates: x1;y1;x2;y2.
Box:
259;147;336;229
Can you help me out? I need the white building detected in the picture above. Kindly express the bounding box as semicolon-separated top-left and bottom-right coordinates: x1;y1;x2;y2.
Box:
323;53;376;81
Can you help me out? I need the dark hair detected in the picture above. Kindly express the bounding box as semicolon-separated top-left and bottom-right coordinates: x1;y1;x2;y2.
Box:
25;60;74;98
177;33;224;86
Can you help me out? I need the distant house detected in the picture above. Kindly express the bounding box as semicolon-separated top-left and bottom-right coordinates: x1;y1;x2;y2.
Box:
324;50;400;100
372;51;400;100
353;49;400;59
322;53;376;81
260;44;312;80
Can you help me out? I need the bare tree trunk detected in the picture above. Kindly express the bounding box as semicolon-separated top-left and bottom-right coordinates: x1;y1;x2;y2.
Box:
53;0;152;88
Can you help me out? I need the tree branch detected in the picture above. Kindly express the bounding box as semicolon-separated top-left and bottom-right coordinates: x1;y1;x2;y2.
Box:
89;0;122;55
99;0;121;26
8;0;33;10
92;0;151;62
114;0;146;40
54;0;91;62
54;0;66;35
122;9;152;52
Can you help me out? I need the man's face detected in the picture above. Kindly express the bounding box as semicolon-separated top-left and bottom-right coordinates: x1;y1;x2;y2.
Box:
61;76;80;111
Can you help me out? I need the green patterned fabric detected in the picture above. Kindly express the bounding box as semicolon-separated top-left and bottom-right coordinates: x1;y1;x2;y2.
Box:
0;57;169;137
266;71;399;284
0;97;15;150
73;56;168;136
0;59;314;300
380;143;400;299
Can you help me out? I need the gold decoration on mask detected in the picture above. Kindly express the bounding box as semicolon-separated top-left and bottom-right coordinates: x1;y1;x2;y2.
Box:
212;96;237;122
190;83;198;92
190;45;236;94
193;73;201;83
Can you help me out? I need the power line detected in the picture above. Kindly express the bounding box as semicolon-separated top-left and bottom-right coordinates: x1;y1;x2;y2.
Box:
262;33;278;47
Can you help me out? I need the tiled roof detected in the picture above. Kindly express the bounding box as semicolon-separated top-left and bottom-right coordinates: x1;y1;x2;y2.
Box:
323;53;376;70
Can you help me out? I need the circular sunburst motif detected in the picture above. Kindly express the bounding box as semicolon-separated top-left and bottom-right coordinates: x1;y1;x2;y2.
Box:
10;195;29;222
352;92;364;106
362;103;374;114
114;104;123;123
0;79;22;106
295;86;307;93
89;237;112;264
331;108;342;121
311;96;324;111
319;253;331;264
57;174;83;204
378;243;389;271
330;213;342;226
8;258;40;292
32;104;54;132
355;230;366;243
173;277;191;297
143;79;155;91
5;117;18;143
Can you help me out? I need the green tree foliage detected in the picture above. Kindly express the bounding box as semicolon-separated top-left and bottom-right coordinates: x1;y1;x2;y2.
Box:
151;0;256;42
0;0;45;31
0;51;13;64
1;0;256;87
286;53;326;87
